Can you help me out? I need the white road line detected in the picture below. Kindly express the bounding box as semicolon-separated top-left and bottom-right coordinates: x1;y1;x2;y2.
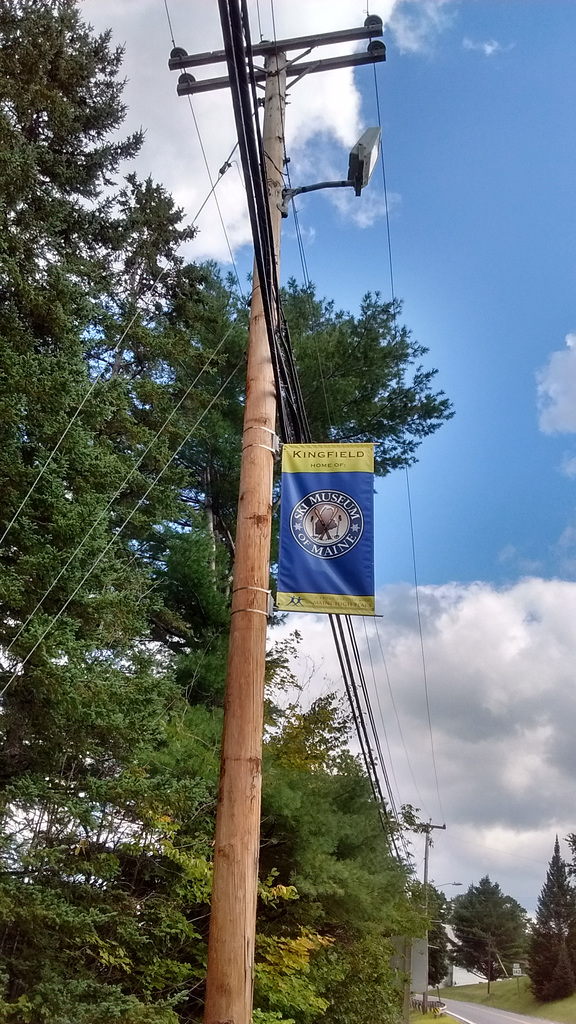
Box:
445;1008;554;1024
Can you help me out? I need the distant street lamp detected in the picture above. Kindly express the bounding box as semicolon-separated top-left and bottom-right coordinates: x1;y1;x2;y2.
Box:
279;126;382;216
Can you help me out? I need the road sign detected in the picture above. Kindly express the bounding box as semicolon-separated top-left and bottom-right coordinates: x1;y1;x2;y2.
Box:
512;963;522;976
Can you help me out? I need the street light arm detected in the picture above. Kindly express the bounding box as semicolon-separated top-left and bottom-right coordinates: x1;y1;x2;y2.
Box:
279;125;383;217
279;180;355;217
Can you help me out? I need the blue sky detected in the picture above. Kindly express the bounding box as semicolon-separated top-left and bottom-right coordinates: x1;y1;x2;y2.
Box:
274;1;576;590
87;0;576;915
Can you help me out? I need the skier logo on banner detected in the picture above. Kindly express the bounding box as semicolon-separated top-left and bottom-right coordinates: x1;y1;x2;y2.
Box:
290;490;364;558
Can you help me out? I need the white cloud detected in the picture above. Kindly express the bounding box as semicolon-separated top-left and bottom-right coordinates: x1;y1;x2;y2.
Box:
537;333;576;433
277;577;576;910
328;184;396;228
497;544;543;577
561;454;576;478
388;0;456;55
83;0;399;263
463;37;513;57
553;519;576;578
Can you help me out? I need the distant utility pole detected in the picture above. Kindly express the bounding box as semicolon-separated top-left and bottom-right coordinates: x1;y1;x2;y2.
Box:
422;821;446;1014
170;13;385;1024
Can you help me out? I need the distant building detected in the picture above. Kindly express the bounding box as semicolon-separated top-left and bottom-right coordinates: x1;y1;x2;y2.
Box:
441;926;486;988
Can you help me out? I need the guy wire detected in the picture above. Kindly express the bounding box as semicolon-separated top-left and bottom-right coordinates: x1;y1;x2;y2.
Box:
4;330;234;659
0;265;169;549
372;50;445;824
162;0;244;297
0;359;244;700
405;467;445;822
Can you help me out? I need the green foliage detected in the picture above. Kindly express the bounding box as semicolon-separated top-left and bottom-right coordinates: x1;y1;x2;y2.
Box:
255;930;331;1021
282;280;453;475
0;3;453;1021
451;876;528;984
427;887;451;987
318;936;402;1024
548;943;576;1002
529;837;576;1001
257;696;424;1024
0;3;222;1018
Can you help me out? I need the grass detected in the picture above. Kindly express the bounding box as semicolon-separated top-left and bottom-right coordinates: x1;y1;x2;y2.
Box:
437;977;576;1022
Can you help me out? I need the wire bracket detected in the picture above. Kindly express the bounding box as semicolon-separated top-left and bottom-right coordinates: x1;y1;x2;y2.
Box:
231;585;275;621
242;429;281;458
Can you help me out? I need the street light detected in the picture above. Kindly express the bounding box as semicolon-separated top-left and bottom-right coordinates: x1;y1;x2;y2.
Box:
279;126;382;216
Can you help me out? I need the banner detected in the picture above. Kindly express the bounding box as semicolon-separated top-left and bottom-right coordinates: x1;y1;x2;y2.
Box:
276;443;375;615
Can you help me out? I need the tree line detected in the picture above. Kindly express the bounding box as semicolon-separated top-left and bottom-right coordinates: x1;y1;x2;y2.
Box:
431;836;576;1006
0;2;454;1022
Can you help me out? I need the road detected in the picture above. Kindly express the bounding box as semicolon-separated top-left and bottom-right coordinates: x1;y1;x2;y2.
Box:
443;998;559;1024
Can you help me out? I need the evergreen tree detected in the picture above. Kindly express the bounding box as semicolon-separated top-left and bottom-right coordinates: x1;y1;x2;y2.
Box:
0;3;223;1019
0;2;453;1019
451;876;527;990
257;695;424;1024
282;280;453;475
528;836;576;1001
427;887;451;987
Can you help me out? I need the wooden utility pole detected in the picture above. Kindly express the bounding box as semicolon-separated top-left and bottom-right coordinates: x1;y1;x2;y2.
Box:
422;821;446;1014
203;51;286;1024
169;15;385;1024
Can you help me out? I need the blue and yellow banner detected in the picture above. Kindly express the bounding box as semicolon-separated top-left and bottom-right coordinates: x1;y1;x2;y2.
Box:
276;443;375;615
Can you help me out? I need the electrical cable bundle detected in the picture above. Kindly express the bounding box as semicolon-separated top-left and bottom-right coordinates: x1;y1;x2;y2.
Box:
218;0;405;857
217;0;310;445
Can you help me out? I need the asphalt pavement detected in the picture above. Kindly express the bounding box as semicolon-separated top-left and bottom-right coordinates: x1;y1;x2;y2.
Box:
443;998;560;1024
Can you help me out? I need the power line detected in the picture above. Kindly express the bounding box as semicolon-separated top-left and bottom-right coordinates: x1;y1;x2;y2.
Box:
191;141;240;227
0;267;169;550
259;29;404;851
258;6;402;841
0;359;244;700
370;53;445;824
3;330;234;661
449;833;549;867
347;616;400;823
0;0;248;553
372;59;396;307
185;95;245;297
362;617;405;812
347;616;411;860
201;0;404;862
162;0;245;297
330;615;400;855
373;617;431;818
405;467;445;822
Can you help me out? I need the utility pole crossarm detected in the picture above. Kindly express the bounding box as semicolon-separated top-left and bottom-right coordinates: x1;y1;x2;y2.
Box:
170;19;385;97
168;17;384;70
176;49;385;96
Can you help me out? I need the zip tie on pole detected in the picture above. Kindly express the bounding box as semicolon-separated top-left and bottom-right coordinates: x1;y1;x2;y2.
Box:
230;585;273;619
239;423;280;456
242;442;277;454
242;425;281;457
230;607;269;617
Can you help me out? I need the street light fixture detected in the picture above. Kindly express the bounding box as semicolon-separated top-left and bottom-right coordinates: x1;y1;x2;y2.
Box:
279;126;382;216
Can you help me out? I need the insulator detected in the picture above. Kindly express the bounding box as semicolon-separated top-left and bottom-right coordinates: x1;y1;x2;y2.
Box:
364;15;383;32
177;72;196;91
